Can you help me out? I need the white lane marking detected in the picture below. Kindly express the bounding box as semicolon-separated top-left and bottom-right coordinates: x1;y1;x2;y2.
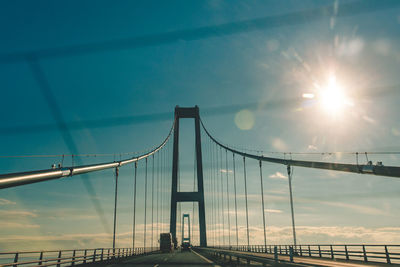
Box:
163;257;168;261
191;249;220;267
153;265;159;267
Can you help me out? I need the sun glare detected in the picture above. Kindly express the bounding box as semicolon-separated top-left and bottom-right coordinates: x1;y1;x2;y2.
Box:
318;75;352;116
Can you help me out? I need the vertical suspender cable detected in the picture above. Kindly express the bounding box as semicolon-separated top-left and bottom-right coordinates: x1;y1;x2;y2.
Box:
151;154;154;249
163;147;166;234
112;167;119;253
225;149;231;248
164;147;167;233
287;165;297;248
192;143;196;245
156;152;159;242
259;160;267;249
133;162;138;250
144;158;148;251
210;138;215;246
232;153;239;247
160;149;163;234
220;146;225;246
243;156;250;250
209;139;216;246
215;143;221;246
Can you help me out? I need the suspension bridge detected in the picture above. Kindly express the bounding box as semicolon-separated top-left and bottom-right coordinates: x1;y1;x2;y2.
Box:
1;106;399;266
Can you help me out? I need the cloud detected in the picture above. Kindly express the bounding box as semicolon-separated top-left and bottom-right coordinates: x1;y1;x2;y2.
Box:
271;138;288;151
0;198;16;205
269;172;287;179
0;221;40;229
220;169;233;173
373;39;391;56
336;37;364;57
319;201;387;216
208;225;400;245
0;210;37;218
265;209;283;213
307;145;317;151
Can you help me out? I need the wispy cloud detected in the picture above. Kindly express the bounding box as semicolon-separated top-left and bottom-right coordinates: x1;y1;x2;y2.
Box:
319;201;387;216
265;209;283;213
0;221;40;229
0;198;16;205
269;172;287;179
220;169;233;173
0;210;37;218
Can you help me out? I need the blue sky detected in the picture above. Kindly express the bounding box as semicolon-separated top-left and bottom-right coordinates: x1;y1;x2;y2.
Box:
1;0;400;251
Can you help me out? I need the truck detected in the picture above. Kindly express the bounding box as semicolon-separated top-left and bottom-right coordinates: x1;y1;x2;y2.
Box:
159;233;174;253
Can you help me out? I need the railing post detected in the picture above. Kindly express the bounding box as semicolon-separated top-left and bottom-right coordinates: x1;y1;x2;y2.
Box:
13;252;18;267
285;245;288;255
299;245;302;256
83;249;87;264
385;245;391;264
308;245;311;257
71;250;75;266
101;248;104;261
38;251;43;266
289;246;294;262
279;245;282;254
330;245;334;259
345;245;349;260
274;246;278;261
93;249;96;263
107;248;110;260
57;250;61;267
318;245;322;257
362;245;367;262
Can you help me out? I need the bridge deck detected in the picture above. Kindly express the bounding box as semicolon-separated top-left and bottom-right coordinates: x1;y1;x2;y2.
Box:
78;248;399;267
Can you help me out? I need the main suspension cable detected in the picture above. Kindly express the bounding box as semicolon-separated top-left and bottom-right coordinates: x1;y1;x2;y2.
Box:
199;118;400;178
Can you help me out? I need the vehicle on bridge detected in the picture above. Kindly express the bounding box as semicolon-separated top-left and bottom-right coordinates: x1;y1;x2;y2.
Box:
160;233;174;253
181;213;192;252
181;240;191;251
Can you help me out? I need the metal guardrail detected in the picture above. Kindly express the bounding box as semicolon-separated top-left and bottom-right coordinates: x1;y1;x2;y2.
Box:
208;244;400;264
0;247;158;267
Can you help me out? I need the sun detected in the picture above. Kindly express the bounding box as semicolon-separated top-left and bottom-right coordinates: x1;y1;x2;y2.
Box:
318;75;352;116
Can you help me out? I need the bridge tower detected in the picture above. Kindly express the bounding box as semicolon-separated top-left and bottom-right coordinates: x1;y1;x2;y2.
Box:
170;106;207;247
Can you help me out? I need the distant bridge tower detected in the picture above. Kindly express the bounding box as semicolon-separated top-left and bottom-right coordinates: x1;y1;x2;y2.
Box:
170;106;207;247
181;213;191;246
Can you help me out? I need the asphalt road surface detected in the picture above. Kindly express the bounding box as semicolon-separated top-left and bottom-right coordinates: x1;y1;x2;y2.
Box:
89;250;217;267
85;249;333;267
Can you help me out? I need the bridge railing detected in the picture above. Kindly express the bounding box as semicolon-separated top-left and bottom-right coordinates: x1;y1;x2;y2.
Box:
0;247;158;267
210;244;400;264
